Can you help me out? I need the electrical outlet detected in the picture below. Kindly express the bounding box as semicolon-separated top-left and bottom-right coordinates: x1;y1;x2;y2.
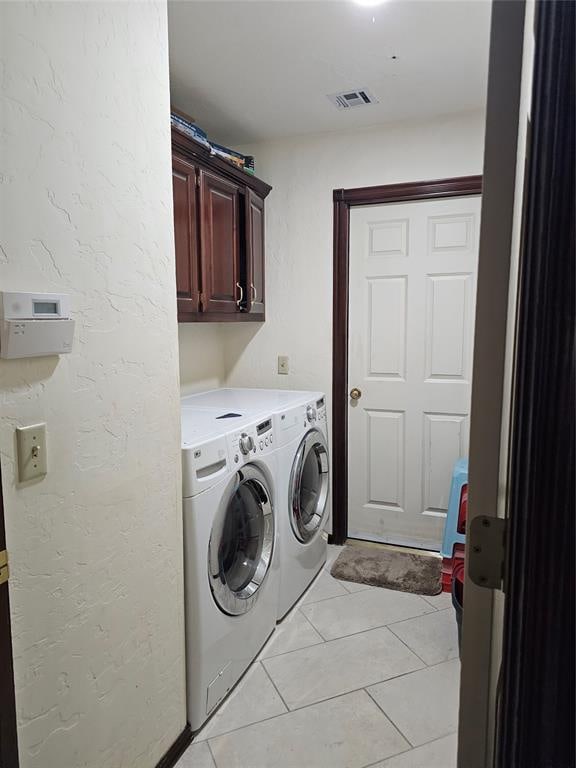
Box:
278;355;289;375
16;423;47;482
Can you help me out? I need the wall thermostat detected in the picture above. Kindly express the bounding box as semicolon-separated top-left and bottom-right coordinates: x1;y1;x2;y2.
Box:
0;291;75;359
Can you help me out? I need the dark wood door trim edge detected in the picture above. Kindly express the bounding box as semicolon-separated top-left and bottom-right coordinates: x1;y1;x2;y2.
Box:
0;465;19;768
155;724;193;768
330;175;483;545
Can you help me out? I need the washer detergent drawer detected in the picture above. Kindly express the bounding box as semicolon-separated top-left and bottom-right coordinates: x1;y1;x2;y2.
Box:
206;661;232;715
182;436;229;497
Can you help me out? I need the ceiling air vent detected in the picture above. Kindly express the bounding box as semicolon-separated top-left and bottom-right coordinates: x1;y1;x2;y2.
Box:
327;88;379;110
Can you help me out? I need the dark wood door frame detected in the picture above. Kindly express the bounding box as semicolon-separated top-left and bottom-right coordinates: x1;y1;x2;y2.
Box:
0;466;19;767
330;175;483;545
496;0;574;764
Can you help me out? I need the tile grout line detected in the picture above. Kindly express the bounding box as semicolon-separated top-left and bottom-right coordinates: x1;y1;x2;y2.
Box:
263;607;447;662
203;671;452;749
201;668;460;756
202;689;377;750
196;660;284;744
258;658;458;717
385;625;431;667
260;633;325;662
259;657;291;713
358;730;460;768
386;609;458;666
364;685;418;750
206;739;219;768
385;605;454;630
362;655;461;689
258;619;457;696
203;702;291;747
297;606;329;643
300;588;350;608
263;593;438;664
421;597;441;610
298;606;436;646
362;728;458;768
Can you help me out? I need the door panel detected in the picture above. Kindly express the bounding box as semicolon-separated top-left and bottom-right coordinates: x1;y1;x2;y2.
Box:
348;196;481;549
422;412;468;513
367;410;404;509
199;170;241;313
245;190;265;314
425;274;473;380
368;277;406;378
172;156;199;315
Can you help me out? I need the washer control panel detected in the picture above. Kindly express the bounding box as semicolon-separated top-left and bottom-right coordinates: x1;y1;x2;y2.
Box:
316;396;327;424
228;417;274;465
306;405;317;423
302;398;327;430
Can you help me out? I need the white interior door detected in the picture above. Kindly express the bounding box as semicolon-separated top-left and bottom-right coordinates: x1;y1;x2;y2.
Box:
347;195;481;549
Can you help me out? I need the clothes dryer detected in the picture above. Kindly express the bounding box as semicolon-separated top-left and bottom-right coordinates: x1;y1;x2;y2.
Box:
273;395;330;618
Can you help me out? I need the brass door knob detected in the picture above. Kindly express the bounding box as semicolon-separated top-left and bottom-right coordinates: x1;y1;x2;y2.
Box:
349;388;362;400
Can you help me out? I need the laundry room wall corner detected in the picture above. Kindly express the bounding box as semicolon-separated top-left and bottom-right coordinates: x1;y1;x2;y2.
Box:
179;323;227;395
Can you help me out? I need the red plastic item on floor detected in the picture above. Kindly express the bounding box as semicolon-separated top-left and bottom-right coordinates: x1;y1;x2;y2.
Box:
441;483;468;592
457;484;468;534
441;557;453;593
441;544;465;593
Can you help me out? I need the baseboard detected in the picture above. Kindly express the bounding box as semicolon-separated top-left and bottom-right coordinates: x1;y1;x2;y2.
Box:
155;724;193;768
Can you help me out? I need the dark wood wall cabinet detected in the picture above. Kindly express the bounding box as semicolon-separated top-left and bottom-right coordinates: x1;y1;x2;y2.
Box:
172;126;272;322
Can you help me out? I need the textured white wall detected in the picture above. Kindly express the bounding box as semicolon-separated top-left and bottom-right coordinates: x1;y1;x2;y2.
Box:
0;4;186;767
224;110;486;413
179;324;226;395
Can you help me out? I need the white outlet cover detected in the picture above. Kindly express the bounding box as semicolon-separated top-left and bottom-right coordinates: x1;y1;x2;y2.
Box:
278;355;289;374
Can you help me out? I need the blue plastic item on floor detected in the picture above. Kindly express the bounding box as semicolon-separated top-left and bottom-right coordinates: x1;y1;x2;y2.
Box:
441;457;468;560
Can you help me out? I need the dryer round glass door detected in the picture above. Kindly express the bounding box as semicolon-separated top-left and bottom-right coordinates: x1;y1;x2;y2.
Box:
208;465;274;615
289;429;330;543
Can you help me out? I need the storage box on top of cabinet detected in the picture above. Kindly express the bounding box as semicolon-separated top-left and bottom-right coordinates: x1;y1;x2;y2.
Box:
171;126;271;322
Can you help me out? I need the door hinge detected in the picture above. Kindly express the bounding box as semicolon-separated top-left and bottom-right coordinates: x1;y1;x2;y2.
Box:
0;550;9;586
468;516;506;590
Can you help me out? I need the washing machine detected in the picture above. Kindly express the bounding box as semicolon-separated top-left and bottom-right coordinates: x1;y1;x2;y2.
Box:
181;406;278;733
182;389;330;620
274;395;330;618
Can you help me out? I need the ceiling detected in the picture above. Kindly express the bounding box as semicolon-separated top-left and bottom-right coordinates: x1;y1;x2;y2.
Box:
168;0;491;146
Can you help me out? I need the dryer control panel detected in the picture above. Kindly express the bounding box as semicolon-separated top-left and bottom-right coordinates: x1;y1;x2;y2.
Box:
228;417;275;466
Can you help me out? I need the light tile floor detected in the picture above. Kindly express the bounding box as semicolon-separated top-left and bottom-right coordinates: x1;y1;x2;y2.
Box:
177;545;460;768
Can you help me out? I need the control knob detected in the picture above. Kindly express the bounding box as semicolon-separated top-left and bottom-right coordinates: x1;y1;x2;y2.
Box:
306;406;317;423
239;433;254;455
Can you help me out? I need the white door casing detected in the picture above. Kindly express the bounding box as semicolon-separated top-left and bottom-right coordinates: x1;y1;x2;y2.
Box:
348;196;481;549
459;2;532;766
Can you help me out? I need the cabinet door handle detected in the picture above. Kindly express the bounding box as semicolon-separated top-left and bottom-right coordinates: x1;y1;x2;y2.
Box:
236;282;244;308
251;283;257;303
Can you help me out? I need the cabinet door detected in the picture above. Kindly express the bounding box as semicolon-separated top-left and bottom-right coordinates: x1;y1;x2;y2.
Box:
199;170;241;313
172;156;199;315
245;190;265;315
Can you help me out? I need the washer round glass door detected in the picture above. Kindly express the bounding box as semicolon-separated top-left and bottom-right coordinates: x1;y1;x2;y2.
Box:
208;465;274;615
289;429;330;543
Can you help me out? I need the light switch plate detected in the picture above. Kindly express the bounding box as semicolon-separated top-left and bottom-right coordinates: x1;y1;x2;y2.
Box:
278;355;289;375
16;423;47;482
